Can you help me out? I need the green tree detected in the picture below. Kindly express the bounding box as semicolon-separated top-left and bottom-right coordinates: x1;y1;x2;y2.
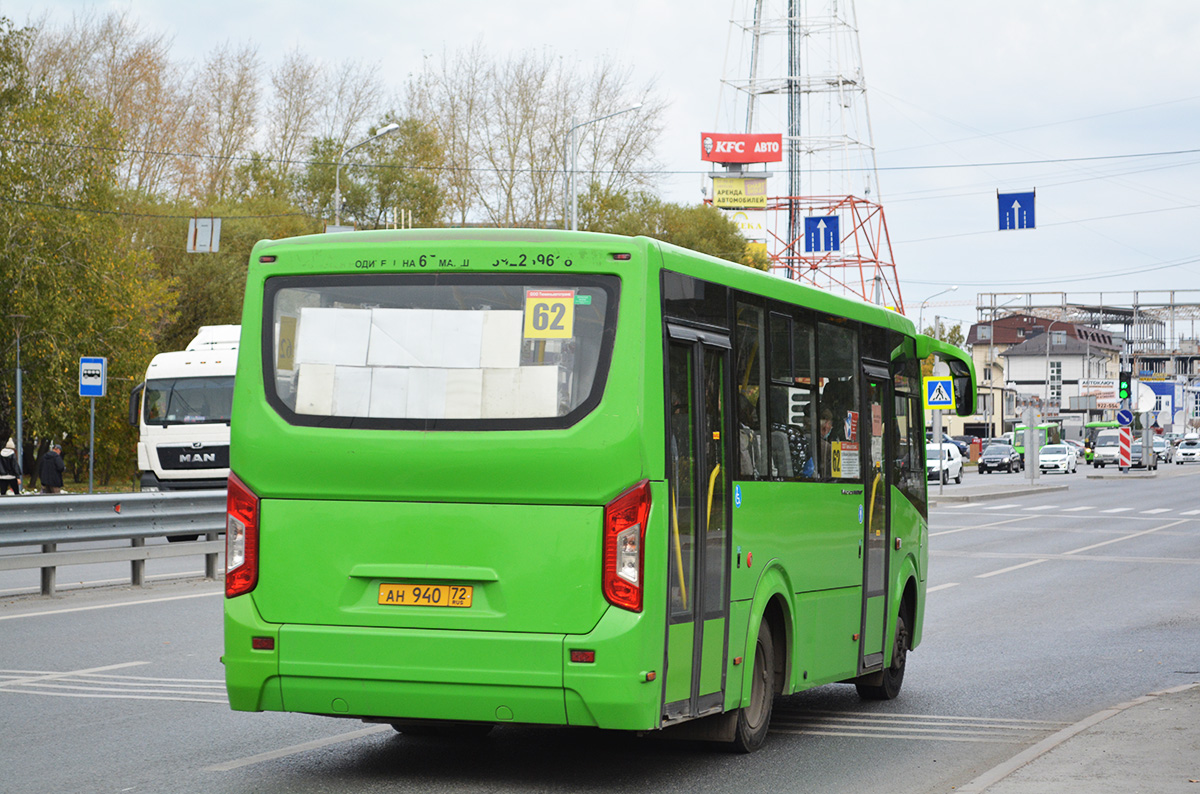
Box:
123;190;317;352
579;185;759;266
298;117;445;230
0;18;173;484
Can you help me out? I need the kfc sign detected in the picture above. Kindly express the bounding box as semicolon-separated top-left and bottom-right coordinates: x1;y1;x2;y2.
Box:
700;132;784;164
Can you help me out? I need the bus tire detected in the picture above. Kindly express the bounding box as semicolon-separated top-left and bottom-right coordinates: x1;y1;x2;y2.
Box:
856;613;908;701
731;621;776;753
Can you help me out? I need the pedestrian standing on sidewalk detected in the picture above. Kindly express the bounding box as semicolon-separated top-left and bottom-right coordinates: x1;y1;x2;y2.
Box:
0;438;21;495
39;443;64;494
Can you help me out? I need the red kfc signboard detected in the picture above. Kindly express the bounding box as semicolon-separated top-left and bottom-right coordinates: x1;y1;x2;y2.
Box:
700;132;784;164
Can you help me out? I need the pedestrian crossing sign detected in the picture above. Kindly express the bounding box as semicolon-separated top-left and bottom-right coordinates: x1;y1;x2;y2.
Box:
924;377;954;410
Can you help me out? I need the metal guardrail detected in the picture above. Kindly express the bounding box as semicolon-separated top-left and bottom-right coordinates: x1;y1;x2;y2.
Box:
0;490;227;596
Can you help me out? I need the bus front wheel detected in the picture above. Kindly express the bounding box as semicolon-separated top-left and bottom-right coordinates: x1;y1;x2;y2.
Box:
732;621;776;753
856;613;908;701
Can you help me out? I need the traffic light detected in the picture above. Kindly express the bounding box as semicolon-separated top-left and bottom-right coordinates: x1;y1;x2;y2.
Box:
1118;371;1133;402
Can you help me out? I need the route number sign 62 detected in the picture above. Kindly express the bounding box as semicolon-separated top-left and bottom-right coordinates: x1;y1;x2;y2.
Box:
524;290;576;339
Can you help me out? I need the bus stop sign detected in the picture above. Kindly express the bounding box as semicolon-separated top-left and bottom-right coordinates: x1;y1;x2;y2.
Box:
79;357;107;398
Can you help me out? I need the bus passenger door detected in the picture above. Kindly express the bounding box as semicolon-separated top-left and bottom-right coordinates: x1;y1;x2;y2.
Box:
663;327;731;722
860;362;891;672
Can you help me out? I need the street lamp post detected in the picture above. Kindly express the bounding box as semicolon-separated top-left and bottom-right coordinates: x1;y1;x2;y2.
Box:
984;296;1022;437
565;103;642;231
334;123;401;228
917;286;958;335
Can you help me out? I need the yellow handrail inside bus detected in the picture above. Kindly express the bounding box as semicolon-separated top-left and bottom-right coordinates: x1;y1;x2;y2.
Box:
671;487;687;609
867;467;883;532
706;464;721;529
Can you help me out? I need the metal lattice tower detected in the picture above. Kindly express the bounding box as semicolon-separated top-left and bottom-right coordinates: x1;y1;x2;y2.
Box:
717;0;904;311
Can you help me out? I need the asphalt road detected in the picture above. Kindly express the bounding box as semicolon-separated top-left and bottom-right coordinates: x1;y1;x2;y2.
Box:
2;467;1197;793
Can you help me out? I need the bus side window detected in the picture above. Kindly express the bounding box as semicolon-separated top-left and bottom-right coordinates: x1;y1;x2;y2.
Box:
734;303;768;480
816;321;860;480
768;312;816;481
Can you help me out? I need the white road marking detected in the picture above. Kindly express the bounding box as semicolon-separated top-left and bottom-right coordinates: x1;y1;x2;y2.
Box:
1061;506;1096;512
1140;508;1172;514
0;590;222;621
930;517;1030;537
1023;505;1058;511
982;503;1022;511
1181;509;1200;516
0;664;226;704
771;708;1068;744
926;583;960;593
1100;507;1133;513
0;662;147;689
206;725;393;772
1063;521;1185;556
976;559;1048;579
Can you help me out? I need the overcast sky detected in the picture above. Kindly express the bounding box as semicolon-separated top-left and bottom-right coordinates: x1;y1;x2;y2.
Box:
5;0;1200;327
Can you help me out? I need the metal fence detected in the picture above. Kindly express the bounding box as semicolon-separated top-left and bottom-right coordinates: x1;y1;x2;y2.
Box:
0;490;227;596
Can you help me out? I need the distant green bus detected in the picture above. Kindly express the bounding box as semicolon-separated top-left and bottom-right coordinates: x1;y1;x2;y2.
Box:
1083;420;1119;462
1013;423;1059;454
223;229;976;752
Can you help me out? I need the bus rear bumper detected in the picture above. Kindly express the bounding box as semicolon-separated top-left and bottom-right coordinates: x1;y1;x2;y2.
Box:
224;596;661;731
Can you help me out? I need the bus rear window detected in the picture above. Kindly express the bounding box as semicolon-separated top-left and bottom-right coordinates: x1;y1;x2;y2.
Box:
263;274;618;429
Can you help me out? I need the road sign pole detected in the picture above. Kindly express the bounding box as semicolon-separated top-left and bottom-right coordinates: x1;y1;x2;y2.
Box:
88;397;95;495
934;409;944;497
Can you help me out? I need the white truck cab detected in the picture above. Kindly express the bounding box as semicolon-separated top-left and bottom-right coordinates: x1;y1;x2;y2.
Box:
129;325;239;491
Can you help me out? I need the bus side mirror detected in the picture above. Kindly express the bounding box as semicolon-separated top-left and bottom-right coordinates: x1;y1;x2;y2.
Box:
129;383;144;427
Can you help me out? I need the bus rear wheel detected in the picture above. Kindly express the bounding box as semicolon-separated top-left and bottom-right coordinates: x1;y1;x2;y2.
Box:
732;621;776;753
856;613;908;701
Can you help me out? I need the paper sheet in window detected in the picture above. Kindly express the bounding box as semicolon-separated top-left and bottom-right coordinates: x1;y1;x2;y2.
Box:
368;309;434;367
296;308;371;366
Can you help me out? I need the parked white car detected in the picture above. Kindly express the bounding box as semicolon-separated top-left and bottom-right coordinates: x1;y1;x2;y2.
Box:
926;442;963;484
1039;443;1078;474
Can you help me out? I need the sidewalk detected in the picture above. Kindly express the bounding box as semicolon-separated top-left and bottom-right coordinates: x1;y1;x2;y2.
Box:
927;470;1070;505
956;682;1200;793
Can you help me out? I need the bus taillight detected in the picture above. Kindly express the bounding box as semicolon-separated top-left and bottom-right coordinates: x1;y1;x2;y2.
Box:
225;473;259;598
603;480;651;612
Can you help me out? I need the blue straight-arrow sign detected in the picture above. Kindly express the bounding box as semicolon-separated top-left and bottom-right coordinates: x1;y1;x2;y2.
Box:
998;190;1036;230
804;215;840;252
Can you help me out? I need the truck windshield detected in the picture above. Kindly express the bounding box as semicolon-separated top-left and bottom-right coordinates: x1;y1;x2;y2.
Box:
264;274;618;429
145;376;234;425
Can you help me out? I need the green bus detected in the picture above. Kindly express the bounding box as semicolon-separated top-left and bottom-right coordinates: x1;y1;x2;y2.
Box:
1012;422;1059;454
1083;420;1119;462
223;229;975;752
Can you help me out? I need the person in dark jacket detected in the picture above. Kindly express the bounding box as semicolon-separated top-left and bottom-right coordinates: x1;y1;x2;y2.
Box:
0;438;21;495
39;443;65;494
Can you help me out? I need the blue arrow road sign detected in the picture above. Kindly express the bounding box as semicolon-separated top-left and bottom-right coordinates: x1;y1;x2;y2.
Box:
1116;408;1133;427
998;190;1036;230
804;215;840;252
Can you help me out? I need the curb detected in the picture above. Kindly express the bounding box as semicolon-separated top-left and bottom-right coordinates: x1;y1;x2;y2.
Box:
929;484;1071;505
953;682;1200;793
